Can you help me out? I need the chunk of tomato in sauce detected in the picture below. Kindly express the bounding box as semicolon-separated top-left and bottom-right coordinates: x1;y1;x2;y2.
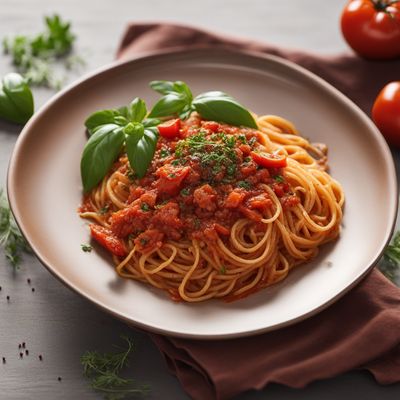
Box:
154;165;190;196
89;224;127;257
157;118;181;139
135;229;164;253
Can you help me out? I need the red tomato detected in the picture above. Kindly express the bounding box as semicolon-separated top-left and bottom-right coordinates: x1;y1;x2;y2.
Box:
89;224;127;257
372;81;400;147
157;118;181;138
154;165;190;195
250;151;287;168
341;0;400;59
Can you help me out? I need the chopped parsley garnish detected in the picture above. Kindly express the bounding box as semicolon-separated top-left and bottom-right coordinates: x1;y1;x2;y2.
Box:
274;175;284;183
81;244;92;253
237;134;247;144
237;180;252;190
193;218;201;229
248;137;257;146
180;188;190;196
175;132;238;182
171;159;180;166
220;265;226;275
140;238;148;246
99;205;109;215
160;148;170;158
140;203;150;212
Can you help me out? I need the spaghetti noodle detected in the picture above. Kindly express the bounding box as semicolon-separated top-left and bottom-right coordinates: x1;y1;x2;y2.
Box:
79;113;344;302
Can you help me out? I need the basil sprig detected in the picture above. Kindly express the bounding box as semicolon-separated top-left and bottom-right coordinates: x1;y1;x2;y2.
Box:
0;73;34;124
80;98;159;192
148;80;257;129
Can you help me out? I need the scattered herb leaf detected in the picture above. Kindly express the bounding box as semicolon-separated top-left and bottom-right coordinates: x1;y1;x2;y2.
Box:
274;175;284;183
140;203;150;212
382;231;400;282
0;189;31;269
0;72;34;124
3;15;80;89
237;180;252;190
81;335;150;400
81;244;93;253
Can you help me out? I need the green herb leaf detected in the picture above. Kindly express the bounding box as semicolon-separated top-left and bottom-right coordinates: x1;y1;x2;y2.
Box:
80;124;125;192
192;91;257;129
381;231;400;282
0;73;34;124
85;110;123;134
148;93;188;118
0;189;31;269
150;80;192;101
237;180;252;190
3;14;78;89
81;335;150;400
126;124;158;179
81;244;92;252
127;98;147;123
149;80;177;95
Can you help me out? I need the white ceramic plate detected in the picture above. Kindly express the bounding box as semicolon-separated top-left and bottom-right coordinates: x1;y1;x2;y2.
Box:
8;48;397;339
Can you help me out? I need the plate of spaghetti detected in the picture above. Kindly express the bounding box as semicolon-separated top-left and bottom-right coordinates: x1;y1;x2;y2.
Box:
8;48;397;338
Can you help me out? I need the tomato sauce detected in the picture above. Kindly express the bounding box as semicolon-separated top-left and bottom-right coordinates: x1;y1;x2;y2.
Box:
107;117;299;252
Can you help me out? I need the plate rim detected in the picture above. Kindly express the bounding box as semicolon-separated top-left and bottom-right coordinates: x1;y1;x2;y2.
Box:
7;47;399;339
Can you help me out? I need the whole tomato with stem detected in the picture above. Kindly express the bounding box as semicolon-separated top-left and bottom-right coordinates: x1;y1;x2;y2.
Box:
372;82;400;147
341;0;400;59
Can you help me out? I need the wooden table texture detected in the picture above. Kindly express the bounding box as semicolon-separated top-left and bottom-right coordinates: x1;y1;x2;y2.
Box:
0;0;399;399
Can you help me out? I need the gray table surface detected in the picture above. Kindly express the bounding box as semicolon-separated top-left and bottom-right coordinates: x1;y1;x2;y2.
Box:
1;0;400;399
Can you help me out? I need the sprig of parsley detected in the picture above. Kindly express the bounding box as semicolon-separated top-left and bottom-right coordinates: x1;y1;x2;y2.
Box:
381;231;400;282
81;335;150;400
0;189;31;269
2;14;81;89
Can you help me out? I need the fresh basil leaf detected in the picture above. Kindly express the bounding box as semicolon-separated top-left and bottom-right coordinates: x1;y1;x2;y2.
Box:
173;81;192;102
0;73;34;124
117;105;128;119
192;91;257;129
150;80;177;95
150;80;192;101
142;118;161;127
148;93;188;118
126;126;158;178
84;110;121;134
80;124;125;192
128;97;147;122
179;104;194;120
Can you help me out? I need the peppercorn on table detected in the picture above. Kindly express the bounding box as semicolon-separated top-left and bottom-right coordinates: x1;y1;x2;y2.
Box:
0;0;400;399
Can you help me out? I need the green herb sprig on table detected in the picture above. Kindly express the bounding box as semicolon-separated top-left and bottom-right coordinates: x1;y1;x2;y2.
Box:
81;335;150;400
0;189;31;269
0;72;34;124
3;14;79;89
381;231;400;282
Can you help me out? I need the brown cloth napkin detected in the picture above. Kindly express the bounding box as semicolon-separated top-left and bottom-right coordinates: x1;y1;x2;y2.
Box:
117;23;400;400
